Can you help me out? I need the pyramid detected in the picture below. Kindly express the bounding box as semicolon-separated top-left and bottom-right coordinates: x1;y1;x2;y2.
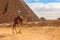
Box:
0;0;39;23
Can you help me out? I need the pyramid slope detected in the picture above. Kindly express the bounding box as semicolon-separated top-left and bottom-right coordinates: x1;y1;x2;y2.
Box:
0;0;39;23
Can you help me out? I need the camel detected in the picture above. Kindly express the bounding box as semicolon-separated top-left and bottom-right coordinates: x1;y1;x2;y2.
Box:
12;11;30;34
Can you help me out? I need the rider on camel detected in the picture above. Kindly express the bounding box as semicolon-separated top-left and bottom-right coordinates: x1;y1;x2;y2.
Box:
13;10;23;34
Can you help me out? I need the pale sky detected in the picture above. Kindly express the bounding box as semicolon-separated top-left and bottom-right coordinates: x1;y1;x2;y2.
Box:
24;0;60;19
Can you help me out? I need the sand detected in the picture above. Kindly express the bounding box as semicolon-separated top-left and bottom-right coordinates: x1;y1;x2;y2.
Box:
0;26;60;40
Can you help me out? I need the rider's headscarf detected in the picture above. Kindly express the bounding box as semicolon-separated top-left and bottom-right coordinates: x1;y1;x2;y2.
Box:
17;10;23;18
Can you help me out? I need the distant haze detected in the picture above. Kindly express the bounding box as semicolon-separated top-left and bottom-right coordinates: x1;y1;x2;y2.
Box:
24;0;60;20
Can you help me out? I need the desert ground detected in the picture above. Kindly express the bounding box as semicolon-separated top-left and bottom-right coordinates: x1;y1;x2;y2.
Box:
0;23;60;40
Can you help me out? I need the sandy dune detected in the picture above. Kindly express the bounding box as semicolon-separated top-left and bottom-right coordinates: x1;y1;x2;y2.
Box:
0;26;60;40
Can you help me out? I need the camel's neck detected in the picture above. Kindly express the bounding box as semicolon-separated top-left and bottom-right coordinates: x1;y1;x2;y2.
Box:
23;14;30;22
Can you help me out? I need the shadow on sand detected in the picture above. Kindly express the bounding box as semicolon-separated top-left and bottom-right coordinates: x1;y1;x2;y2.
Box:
0;33;13;38
0;35;6;38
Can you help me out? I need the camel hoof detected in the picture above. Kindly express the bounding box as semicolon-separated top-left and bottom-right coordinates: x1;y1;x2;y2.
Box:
18;31;22;34
12;32;14;34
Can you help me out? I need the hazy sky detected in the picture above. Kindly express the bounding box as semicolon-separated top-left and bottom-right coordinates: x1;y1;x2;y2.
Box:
24;0;60;19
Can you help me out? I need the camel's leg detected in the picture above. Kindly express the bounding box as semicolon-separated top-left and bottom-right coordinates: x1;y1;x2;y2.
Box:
12;26;14;34
12;24;17;34
18;27;22;34
14;26;17;34
17;23;22;34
